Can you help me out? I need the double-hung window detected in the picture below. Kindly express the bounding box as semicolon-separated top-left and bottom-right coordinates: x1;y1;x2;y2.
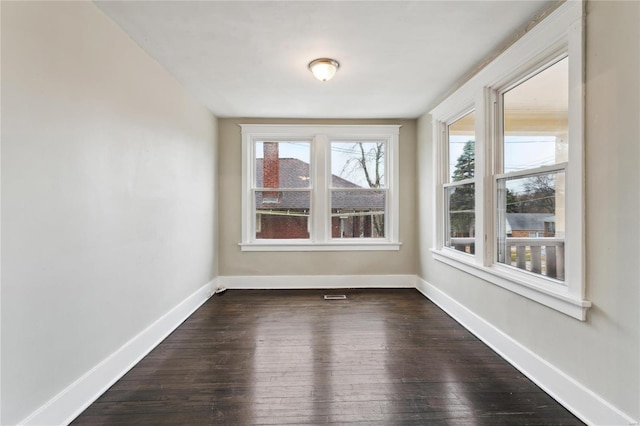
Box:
444;111;476;255
496;57;569;281
253;140;312;240
431;1;589;320
241;124;400;251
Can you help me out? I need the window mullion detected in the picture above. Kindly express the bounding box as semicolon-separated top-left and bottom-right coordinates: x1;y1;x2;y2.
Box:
312;134;329;242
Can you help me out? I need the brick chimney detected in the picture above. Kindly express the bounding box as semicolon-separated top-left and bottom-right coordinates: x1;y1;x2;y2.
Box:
263;142;279;201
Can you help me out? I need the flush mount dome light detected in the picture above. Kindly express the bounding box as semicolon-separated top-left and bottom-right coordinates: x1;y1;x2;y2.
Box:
308;58;340;82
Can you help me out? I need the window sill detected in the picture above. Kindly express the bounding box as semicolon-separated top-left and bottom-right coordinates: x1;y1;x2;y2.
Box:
431;248;591;321
240;241;402;252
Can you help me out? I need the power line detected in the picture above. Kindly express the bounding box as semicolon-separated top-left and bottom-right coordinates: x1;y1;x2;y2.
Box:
506;194;556;206
257;141;384;160
449;140;556;144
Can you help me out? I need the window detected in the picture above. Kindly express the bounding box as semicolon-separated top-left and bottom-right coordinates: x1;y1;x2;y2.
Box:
254;141;311;240
430;1;589;320
496;58;568;281
241;125;400;251
330;142;387;239
445;111;476;254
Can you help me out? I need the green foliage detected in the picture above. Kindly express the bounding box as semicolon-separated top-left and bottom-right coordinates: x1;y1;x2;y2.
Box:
506;188;520;213
449;183;475;237
447;139;557;239
449;140;476;237
452;140;475;182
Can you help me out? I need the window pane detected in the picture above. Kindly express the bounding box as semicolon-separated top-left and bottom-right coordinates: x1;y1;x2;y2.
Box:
445;183;475;254
503;58;568;173
331;142;385;188
255;141;311;188
496;170;565;280
448;111;476;182
255;190;310;239
331;190;385;238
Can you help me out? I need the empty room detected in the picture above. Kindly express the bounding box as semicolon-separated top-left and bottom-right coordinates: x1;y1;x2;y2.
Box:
1;0;638;425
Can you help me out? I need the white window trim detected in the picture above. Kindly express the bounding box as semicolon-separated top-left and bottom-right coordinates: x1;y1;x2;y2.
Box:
430;1;590;320
240;124;401;252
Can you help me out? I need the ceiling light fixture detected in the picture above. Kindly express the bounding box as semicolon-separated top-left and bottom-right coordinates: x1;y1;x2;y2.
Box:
308;58;340;82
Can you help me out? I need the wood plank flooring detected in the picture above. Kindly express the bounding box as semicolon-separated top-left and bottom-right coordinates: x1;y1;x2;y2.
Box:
73;289;583;425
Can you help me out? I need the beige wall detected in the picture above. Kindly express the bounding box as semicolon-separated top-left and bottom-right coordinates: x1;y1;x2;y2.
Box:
3;0;637;424
417;0;639;420
1;2;218;424
218;118;417;276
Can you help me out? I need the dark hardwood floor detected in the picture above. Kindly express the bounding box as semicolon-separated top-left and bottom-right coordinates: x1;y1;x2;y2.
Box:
73;289;583;425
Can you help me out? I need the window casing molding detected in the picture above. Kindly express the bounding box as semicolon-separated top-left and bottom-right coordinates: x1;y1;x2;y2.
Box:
240;124;401;251
430;1;590;320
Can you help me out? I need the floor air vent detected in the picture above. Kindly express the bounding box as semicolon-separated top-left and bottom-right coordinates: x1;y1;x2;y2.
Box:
324;294;347;300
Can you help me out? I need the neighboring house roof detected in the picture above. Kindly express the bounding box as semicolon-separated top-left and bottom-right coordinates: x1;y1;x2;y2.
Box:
256;158;359;189
255;158;384;211
505;213;549;231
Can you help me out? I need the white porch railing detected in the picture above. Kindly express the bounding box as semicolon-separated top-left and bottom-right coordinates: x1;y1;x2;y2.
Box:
448;237;565;280
504;237;564;280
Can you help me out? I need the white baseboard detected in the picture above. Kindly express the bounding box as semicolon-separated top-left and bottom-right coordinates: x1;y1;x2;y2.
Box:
16;276;636;426
219;274;416;290
415;277;638;426
19;279;217;426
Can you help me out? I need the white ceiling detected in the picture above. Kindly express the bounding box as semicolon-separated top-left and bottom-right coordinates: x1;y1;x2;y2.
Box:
95;1;556;119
